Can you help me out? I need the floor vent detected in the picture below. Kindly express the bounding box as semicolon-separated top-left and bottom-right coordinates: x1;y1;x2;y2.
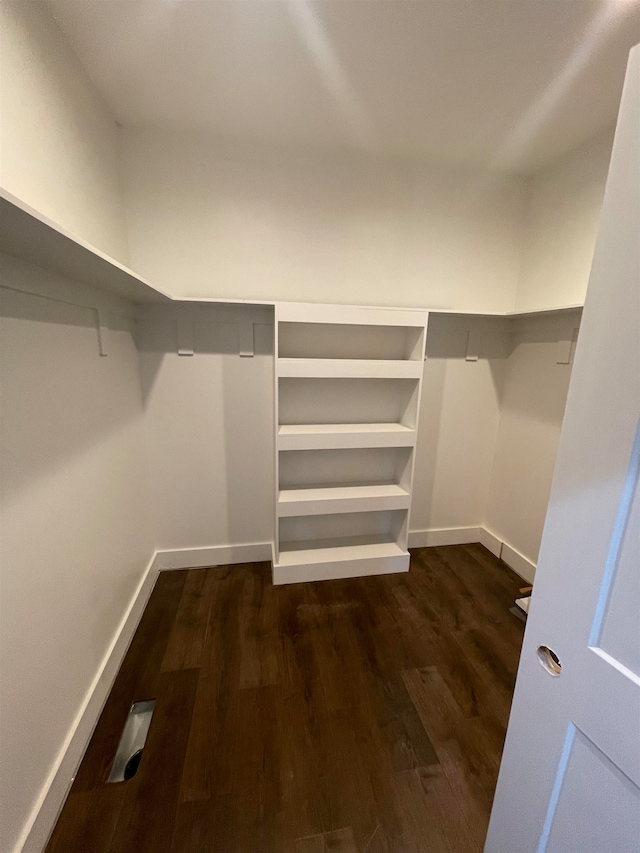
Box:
107;700;155;783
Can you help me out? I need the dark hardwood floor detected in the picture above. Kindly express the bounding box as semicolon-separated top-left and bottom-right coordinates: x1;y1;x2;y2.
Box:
46;545;525;853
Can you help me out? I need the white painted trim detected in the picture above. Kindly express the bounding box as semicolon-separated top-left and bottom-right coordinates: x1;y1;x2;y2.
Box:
155;542;272;570
500;541;536;584
408;525;537;582
478;526;503;558
16;551;162;853
155;535;534;581
408;526;483;548
273;551;409;585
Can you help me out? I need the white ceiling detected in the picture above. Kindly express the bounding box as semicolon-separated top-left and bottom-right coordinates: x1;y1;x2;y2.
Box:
47;0;640;174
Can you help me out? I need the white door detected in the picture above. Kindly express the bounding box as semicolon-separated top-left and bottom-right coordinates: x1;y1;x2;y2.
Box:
485;46;640;853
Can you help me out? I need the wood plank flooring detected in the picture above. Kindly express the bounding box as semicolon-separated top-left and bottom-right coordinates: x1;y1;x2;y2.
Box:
46;544;525;853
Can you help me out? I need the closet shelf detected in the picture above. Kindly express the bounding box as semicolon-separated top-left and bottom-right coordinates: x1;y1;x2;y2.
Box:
278;422;416;450
0;188;171;304
277;358;423;379
274;537;409;583
277;483;410;516
504;305;583;318
276;303;428;327
0;190;583;319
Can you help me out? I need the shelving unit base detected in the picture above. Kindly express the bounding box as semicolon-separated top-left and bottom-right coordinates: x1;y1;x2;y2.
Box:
273;540;410;585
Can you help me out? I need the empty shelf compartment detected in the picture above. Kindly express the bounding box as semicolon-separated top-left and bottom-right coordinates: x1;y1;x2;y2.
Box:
278;321;424;361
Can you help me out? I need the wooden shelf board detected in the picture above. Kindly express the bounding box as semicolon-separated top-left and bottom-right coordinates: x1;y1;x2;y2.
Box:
0;189;171;304
277;358;423;379
277;482;410;516
278;422;415;450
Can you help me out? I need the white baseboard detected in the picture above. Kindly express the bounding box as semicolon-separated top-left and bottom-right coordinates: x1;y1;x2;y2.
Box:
17;551;161;853
154;537;535;584
478;527;503;558
408;526;483;548
273;551;409;585
155;542;271;570
500;541;536;584
408;525;536;583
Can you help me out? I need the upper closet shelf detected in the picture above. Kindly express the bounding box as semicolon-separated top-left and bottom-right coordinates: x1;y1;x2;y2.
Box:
277;358;423;379
278;423;416;450
504;305;583;318
428;305;583;319
0;189;171;304
0;191;584;317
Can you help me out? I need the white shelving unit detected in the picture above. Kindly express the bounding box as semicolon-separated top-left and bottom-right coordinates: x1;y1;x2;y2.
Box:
272;302;428;585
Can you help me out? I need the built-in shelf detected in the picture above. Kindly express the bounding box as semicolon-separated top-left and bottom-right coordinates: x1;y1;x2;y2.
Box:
0;189;171;304
0;192;584;319
428;305;584;319
504;305;584;318
277;422;416;450
273;302;426;584
277;483;411;516
277;358;423;379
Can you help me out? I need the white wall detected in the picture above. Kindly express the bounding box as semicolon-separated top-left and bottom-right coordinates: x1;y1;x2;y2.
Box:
515;133;613;313
137;308;510;553
484;312;581;575
0;254;154;853
123;130;526;312
412;314;508;535
137;303;274;552
0;1;129;263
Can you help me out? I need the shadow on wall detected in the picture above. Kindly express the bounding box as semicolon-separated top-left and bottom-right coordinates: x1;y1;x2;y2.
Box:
411;313;509;532
135;304;275;550
483;311;582;565
1;285;145;506
1;281;154;660
500;313;581;425
1;268;155;853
